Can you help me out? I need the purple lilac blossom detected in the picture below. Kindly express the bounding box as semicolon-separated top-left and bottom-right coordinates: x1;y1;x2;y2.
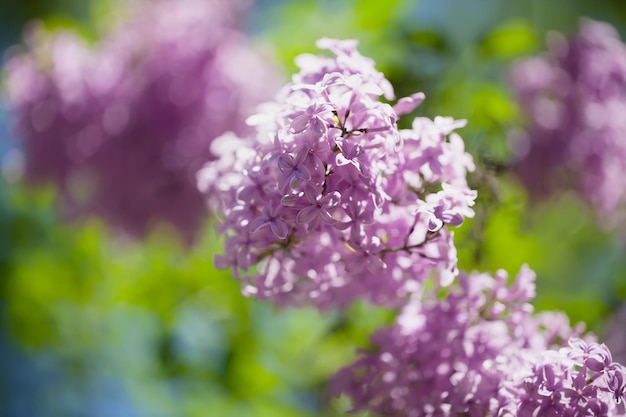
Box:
510;19;626;226
3;0;278;243
332;266;626;417
198;38;476;308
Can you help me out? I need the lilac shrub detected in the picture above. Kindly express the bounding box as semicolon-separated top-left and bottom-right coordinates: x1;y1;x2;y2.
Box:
510;19;626;225
3;0;278;243
333;266;626;417
199;39;476;308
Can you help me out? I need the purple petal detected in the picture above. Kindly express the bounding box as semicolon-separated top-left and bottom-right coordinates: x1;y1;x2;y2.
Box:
542;365;556;389
350;225;365;242
607;367;624;392
236;248;252;270
333;221;352;230
288;176;304;190
568;337;587;351
517;401;539;417
428;216;443;232
320;191;341;208
290;114;311;133
270;220;289;239
307;155;326;180
344;255;365;274
296;205;319;224
317;102;336;113
319;209;337;224
238;185;261;201
303;184;320;205
214;254;230;269
281;193;299;206
393;92;425;116
442;211;464;227
295;146;309;164
278;154;295;171
365;255;387;273
250;218;269;234
571;369;586;390
294;165;311;181
587;400;608;415
278;173;290;191
586;357;607;372
336;153;351;167
307;216;321;231
310;118;328;135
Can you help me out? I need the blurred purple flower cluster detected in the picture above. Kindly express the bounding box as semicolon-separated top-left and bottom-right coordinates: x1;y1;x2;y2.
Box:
333;266;626;417
510;19;626;226
4;0;278;243
199;39;476;308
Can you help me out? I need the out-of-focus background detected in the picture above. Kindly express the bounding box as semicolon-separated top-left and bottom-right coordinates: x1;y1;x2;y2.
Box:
1;1;626;416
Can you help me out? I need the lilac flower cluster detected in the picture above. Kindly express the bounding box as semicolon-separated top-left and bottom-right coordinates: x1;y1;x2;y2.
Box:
199;39;476;308
3;0;277;242
332;266;626;417
197;37;626;417
510;19;626;224
517;338;626;417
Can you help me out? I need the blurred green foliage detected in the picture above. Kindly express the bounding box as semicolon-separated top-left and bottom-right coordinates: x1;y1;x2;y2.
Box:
1;0;626;416
0;184;394;416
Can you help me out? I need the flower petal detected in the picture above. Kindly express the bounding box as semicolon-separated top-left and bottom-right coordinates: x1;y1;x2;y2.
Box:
319;209;337;224
270;220;289;239
297;205;319;224
344;255;365;274
281;193;299;207
290;114;311;133
294;165;311;181
392;92;425;116
278;154;295;171
365;255;387;273
336;153;351;167
311;118;328;135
